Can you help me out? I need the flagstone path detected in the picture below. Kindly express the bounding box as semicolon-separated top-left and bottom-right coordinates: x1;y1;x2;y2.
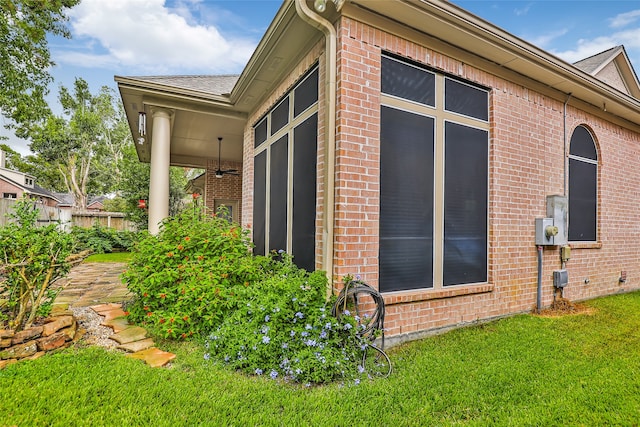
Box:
53;263;176;367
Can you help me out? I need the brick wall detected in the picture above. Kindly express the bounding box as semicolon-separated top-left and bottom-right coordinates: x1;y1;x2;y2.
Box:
240;15;640;343
335;16;640;342
205;160;243;223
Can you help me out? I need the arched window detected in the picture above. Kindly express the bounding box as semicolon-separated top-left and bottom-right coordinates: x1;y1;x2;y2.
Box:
568;125;598;242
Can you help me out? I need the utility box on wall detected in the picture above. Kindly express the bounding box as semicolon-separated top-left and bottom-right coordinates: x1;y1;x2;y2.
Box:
535;218;559;245
546;195;568;246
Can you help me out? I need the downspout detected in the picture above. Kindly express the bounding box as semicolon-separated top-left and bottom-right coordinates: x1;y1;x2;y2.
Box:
563;93;572;197
294;0;340;296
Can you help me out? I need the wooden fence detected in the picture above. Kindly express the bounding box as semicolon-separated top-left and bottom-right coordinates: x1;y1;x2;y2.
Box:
0;198;135;231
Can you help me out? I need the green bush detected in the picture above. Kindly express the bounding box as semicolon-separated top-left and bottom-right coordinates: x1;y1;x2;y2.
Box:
0;198;74;331
205;257;370;385
122;202;264;339
70;223;139;254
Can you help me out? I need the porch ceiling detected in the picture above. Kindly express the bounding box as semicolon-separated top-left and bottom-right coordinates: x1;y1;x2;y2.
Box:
117;82;246;169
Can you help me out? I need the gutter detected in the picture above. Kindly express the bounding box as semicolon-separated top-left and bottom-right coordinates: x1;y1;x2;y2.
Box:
294;0;341;295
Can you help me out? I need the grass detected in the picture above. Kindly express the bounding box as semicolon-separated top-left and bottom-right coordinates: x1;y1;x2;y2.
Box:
2;292;640;426
83;252;132;263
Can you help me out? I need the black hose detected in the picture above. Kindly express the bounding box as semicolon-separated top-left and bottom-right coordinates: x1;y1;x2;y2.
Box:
331;279;386;349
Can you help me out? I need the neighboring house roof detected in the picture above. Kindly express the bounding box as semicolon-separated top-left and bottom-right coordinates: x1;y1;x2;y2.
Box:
53;192;75;207
573;45;640;99
0;174;61;202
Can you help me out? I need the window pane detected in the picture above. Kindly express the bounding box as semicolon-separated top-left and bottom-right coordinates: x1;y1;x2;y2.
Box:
569;158;597;241
381;56;435;106
253;151;267;255
271;96;289;136
379;106;435;291
269;135;288;252
444;78;488;121
294;67;319;117
292;114;318;271
569;126;597;160
443;122;488;286
254;117;267;148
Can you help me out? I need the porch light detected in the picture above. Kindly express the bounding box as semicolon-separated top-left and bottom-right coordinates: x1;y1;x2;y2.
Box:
138;111;146;137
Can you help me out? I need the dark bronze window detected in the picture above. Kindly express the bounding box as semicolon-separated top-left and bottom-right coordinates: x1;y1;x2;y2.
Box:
568;125;598;242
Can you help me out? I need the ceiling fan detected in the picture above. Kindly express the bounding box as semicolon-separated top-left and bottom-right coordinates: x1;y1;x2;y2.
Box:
215;137;239;178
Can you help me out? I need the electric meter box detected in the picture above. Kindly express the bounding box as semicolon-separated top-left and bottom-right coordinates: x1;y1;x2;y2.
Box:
535;218;558;245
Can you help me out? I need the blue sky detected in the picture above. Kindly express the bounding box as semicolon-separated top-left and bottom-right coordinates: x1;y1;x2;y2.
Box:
3;0;640;155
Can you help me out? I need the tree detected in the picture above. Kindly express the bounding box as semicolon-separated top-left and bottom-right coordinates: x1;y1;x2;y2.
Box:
27;78;130;208
0;0;79;133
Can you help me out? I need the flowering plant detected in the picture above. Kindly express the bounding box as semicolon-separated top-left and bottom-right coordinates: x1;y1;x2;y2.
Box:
205;255;370;385
122;201;265;338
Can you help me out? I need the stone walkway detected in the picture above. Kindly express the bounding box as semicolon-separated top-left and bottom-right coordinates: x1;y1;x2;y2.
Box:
53;263;176;367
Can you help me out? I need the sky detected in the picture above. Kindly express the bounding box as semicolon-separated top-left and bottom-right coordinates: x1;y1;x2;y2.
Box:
3;0;640;155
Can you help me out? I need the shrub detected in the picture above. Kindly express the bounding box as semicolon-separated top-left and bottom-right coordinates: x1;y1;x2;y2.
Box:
70;223;139;254
122;201;264;338
205;255;371;385
0;198;74;331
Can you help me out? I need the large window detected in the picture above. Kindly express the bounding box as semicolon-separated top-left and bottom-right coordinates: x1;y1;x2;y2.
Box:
568;125;598;242
380;54;489;292
252;66;319;271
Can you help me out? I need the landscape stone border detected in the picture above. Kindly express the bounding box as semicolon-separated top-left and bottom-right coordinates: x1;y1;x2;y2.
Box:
0;311;82;369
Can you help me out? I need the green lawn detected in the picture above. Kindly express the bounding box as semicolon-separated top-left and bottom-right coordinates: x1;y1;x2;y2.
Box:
2;292;640;426
83;252;132;263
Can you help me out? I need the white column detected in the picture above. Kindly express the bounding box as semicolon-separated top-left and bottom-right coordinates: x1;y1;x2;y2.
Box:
148;108;172;234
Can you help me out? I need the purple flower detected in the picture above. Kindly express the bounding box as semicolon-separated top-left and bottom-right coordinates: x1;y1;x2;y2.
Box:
344;309;351;316
278;249;285;254
282;342;288;349
295;312;304;319
305;324;313;330
320;330;327;339
301;331;309;337
358;364;365;373
324;322;332;330
262;336;271;344
354;378;361;385
203;353;210;361
356;275;362;280
305;339;317;347
270;370;278;379
344;323;353;330
290;330;296;337
265;315;270;322
255;368;263;375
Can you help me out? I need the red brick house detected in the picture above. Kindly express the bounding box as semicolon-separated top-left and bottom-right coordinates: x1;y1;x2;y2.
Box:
117;0;640;344
0;151;60;207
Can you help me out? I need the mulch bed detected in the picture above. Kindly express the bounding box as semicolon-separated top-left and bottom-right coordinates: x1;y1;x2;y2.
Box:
535;297;595;317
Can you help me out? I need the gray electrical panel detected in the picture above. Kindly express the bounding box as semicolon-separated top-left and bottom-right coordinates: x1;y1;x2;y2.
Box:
535;218;558;245
553;269;569;288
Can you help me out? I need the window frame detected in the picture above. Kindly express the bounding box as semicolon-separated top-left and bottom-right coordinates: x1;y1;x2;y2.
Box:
252;64;320;270
568;125;599;243
380;53;490;293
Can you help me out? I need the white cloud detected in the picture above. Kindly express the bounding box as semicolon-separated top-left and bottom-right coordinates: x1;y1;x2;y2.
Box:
528;28;569;49
609;9;640;29
60;0;258;75
513;3;532;17
549;26;640;65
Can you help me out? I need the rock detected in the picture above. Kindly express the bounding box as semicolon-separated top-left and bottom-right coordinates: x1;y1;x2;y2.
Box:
37;332;68;351
43;316;74;336
24;351;46;361
59;325;77;342
117;338;155;353
0;341;37;360
127;347;176;368
0;329;14;339
0;338;12;349
110;326;147;344
11;326;43;345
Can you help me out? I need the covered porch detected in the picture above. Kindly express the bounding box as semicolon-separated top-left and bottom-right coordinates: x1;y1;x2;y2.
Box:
115;75;246;234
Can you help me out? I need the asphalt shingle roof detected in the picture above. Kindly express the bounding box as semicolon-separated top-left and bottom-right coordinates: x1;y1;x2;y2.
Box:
130;75;240;96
